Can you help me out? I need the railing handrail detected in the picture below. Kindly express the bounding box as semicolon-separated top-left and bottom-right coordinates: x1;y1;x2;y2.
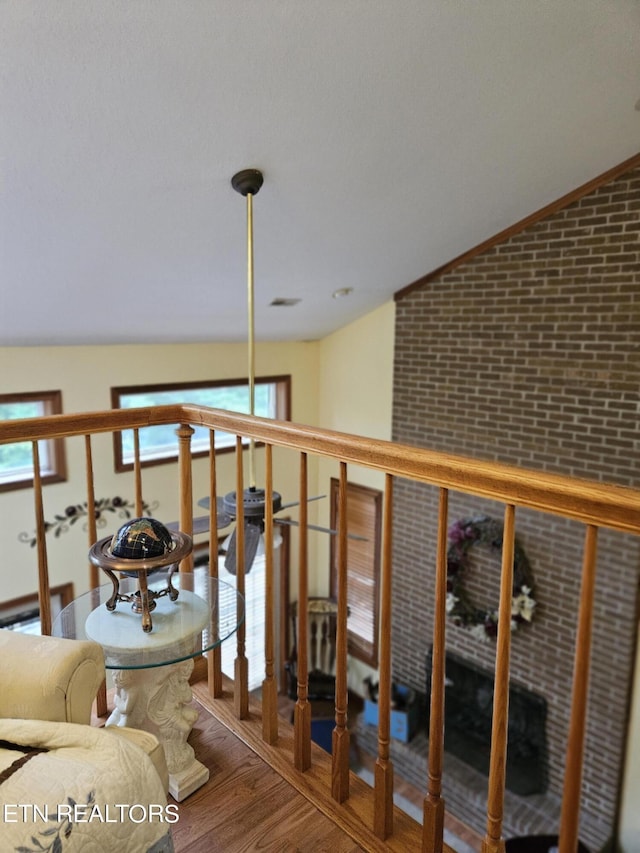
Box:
2;402;637;850
0;404;187;442
1;403;638;535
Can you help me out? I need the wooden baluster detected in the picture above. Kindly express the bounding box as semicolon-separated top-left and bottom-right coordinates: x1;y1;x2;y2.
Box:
422;486;449;851
262;443;279;743
32;441;52;636
133;428;143;517
482;504;516;853
85;435;107;718
294;451;311;771
208;430;223;698
559;524;599;853
130;426;154;626
332;461;350;803
375;473;394;839
85;435;99;590
234;435;249;719
176;424;194;573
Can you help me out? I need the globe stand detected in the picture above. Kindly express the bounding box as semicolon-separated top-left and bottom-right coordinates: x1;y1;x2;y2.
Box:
89;531;192;633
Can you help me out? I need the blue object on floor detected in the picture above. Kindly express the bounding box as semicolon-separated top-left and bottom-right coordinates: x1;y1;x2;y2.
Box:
310;718;334;753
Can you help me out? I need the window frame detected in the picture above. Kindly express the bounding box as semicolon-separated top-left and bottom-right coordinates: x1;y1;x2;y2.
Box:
0;582;74;633
111;375;291;473
0;390;67;493
329;479;382;669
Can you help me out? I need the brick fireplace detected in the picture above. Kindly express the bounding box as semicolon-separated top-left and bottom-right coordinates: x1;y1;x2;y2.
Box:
425;649;548;797
389;163;640;849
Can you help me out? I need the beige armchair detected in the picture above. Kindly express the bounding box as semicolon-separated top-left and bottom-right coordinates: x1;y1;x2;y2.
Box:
0;629;104;724
0;629;174;853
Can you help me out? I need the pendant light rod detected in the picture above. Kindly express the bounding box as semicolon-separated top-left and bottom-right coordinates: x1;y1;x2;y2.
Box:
231;168;264;492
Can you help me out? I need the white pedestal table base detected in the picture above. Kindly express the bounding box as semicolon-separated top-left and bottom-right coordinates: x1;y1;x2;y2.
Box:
85;590;212;802
106;656;209;801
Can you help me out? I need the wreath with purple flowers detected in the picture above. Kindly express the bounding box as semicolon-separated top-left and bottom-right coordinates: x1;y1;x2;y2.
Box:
447;516;536;640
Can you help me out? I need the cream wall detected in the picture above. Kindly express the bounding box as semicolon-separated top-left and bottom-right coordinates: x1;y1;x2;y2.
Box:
314;300;395;694
0;341;319;604
314;299;395;577
316;300;395;445
0;301;395;616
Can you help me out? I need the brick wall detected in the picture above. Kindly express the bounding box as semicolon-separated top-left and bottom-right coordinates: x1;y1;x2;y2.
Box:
391;166;640;847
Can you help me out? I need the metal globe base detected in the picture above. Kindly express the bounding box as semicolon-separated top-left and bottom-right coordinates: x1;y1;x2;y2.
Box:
89;530;193;633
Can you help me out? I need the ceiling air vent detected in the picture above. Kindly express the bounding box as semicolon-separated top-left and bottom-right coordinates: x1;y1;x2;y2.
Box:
270;298;301;307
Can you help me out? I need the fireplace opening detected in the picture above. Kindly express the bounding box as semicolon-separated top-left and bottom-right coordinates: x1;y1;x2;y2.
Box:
426;650;548;796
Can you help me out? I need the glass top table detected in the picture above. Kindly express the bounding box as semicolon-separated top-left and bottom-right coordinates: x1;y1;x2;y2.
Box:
52;571;244;670
52;571;244;801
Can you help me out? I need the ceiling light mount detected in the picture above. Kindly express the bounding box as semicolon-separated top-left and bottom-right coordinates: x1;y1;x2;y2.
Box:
231;168;264;197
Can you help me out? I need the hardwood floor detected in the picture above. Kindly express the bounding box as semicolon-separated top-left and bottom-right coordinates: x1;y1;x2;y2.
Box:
186;683;429;853
170;687;484;852
172;706;364;852
95;683;482;851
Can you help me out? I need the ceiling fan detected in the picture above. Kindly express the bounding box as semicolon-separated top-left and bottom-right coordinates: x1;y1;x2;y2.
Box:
177;168;362;576
196;489;345;577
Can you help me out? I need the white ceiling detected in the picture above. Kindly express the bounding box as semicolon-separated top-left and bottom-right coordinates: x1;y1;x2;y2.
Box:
2;1;639;346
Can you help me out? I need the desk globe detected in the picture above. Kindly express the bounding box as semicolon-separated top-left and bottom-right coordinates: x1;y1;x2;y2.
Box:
89;517;192;633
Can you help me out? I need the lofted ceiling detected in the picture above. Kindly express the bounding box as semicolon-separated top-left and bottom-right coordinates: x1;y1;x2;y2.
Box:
2;1;639;347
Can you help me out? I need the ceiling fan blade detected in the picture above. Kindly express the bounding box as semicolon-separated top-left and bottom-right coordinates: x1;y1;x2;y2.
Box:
274;518;367;542
166;512;233;536
197;495;227;514
223;529;238;575
224;520;263;576
243;522;262;572
187;516;213;536
278;494;326;512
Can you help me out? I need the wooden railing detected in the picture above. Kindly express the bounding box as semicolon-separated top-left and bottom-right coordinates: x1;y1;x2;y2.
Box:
1;404;639;853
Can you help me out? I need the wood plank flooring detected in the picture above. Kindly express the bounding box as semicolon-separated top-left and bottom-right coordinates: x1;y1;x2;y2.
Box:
191;681;434;853
171;706;364;852
173;684;484;853
95;683;483;851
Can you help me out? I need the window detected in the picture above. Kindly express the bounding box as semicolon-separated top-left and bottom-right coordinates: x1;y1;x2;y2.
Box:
0;583;74;635
111;376;291;472
0;391;67;492
329;480;382;668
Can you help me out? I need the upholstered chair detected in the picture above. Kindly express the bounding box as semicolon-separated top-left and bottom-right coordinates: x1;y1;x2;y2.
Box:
0;629;104;724
0;629;174;852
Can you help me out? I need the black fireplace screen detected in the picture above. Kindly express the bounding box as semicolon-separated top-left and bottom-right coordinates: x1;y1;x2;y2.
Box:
426;649;547;795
